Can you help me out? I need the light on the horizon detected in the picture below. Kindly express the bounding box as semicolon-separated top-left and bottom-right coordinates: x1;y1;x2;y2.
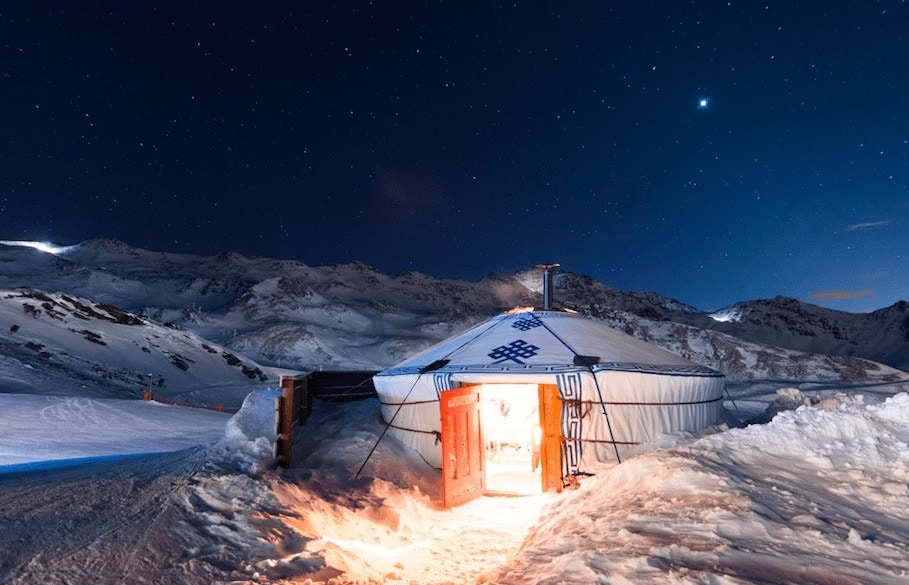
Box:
709;307;741;323
0;240;76;255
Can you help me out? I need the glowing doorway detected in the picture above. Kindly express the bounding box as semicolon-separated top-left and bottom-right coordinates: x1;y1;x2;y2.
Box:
479;384;542;495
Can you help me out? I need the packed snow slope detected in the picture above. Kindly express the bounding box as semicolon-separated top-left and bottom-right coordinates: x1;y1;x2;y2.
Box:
483;389;909;585
0;239;906;379
0;389;284;585
0;393;230;468
2;384;909;584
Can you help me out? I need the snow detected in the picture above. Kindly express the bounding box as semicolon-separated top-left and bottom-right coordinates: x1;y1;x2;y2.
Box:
2;380;909;584
0;287;281;407
486;389;909;584
213;386;281;475
272;396;552;584
0;394;230;469
709;306;742;322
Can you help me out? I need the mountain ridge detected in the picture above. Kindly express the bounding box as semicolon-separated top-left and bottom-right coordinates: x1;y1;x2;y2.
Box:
0;239;906;383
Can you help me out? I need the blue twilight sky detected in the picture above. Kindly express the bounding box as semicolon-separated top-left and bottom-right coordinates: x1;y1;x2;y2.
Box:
1;2;907;312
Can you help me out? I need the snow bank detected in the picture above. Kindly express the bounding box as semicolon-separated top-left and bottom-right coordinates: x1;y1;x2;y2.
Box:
210;386;280;474
484;391;909;584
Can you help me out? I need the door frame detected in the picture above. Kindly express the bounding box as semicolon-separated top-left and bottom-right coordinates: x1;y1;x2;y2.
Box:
440;383;563;507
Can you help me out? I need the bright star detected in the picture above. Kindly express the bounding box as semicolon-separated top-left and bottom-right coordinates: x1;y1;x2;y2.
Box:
698;98;709;108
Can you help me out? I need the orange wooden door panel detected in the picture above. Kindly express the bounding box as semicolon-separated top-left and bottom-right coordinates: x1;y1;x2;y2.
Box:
440;384;486;507
538;384;563;493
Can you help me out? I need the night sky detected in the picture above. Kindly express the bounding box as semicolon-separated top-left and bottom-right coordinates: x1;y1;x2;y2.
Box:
2;2;907;312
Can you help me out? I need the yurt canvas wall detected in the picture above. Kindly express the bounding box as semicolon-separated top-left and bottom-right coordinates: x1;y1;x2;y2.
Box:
373;309;725;495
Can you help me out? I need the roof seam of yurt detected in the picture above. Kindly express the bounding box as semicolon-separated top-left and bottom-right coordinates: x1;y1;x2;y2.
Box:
518;308;624;460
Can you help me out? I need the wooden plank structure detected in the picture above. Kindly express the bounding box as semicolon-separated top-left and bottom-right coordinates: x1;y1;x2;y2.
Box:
274;370;379;468
274;374;306;468
440;384;486;508
304;370;379;402
538;384;564;493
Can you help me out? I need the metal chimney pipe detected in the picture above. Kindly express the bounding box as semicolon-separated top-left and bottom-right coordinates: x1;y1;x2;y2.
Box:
539;263;560;310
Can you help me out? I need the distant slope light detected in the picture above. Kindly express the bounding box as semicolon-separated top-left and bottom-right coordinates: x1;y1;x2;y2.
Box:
709;308;742;323
0;240;77;255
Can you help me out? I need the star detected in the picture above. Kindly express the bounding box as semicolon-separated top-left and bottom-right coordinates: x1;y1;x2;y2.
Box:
698;98;709;109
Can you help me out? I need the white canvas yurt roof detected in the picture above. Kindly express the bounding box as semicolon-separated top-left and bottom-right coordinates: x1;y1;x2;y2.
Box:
373;308;725;472
381;308;710;378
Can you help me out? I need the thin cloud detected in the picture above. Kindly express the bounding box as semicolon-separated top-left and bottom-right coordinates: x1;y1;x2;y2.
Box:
812;290;874;300
845;220;891;231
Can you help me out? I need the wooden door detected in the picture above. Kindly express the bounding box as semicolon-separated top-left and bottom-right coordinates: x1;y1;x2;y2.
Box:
538;384;563;492
440;384;486;507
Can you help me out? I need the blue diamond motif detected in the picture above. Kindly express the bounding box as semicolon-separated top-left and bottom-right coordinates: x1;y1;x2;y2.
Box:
512;316;543;331
488;339;540;364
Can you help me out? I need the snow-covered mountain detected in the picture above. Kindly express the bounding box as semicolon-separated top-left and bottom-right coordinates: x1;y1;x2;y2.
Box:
0;239;906;388
520;270;909;373
703;296;909;371
0;286;278;408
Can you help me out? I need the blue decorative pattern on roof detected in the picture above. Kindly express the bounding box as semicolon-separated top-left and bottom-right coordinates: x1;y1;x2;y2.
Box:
488;339;540;364
511;315;543;331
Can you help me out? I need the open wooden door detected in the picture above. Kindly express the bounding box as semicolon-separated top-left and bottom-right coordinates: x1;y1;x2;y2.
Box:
538;384;563;492
440;384;486;508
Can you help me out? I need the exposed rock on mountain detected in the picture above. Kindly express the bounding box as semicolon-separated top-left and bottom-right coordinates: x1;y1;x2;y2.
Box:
0;286;275;406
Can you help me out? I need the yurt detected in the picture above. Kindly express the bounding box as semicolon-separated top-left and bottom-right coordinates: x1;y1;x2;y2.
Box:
373;299;725;506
